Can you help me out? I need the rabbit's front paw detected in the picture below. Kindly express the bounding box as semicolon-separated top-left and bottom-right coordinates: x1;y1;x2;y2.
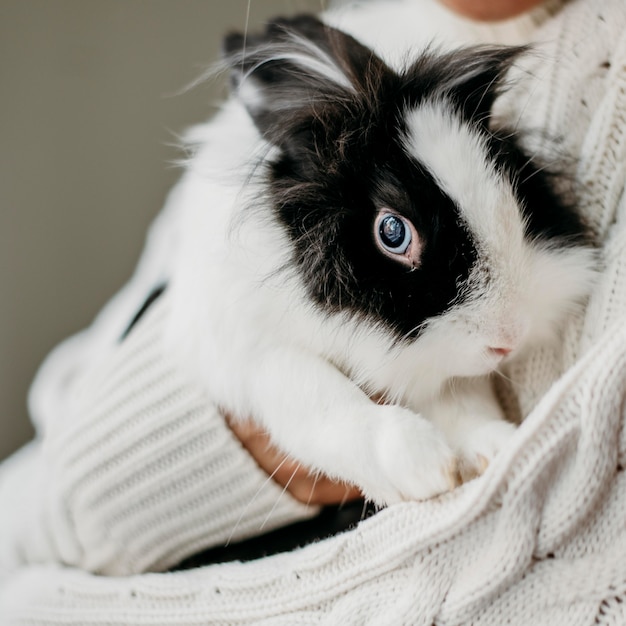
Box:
456;419;517;482
363;406;459;505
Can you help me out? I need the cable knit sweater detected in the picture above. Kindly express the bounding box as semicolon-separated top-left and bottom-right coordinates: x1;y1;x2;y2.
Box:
2;0;626;623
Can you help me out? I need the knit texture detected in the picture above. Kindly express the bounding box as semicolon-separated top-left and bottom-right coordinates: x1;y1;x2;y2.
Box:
0;296;317;578
2;0;626;623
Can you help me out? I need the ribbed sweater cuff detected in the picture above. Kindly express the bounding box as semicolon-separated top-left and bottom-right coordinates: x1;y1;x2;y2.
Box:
3;295;317;576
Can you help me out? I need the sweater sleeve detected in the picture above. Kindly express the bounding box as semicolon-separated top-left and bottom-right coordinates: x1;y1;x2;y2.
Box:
0;293;318;577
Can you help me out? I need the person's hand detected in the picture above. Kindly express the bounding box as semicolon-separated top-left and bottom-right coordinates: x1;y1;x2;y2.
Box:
227;415;363;506
439;0;546;21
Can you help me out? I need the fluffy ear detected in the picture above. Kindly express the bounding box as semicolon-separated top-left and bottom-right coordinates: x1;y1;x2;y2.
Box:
223;15;383;147
426;45;526;124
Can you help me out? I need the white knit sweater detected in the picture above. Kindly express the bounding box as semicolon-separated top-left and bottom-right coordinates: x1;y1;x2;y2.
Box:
2;0;626;623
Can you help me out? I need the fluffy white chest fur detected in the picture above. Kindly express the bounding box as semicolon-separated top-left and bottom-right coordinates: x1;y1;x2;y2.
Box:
165;16;596;504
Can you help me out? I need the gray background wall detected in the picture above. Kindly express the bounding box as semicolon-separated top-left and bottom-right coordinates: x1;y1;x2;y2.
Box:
0;0;324;461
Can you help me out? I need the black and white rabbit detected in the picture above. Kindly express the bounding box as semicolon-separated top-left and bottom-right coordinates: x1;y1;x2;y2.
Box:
166;15;596;504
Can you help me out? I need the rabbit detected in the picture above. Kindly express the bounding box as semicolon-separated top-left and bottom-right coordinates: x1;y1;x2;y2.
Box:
164;14;596;505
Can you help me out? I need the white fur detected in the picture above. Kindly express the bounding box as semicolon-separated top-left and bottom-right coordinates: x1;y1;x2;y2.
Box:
403;101;597;353
164;60;596;505
230;34;356;117
404;101;523;250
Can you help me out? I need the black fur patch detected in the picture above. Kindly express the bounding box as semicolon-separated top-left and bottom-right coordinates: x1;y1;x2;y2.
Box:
483;131;589;244
120;284;167;341
225;15;587;339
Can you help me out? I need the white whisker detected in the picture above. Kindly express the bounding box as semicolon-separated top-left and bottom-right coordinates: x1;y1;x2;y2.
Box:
338;484;354;508
306;471;321;509
242;0;251;72
226;455;291;546
260;462;302;531
493;366;524;391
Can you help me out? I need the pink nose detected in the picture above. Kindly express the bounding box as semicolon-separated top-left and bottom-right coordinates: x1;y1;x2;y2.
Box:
489;346;513;358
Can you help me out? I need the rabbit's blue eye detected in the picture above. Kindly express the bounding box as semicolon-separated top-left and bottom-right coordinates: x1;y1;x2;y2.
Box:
377;214;411;254
374;210;421;269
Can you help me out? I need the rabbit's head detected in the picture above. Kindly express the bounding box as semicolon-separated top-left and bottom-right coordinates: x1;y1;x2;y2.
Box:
224;15;595;383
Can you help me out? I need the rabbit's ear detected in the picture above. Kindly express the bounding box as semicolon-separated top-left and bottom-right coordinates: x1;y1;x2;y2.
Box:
413;45;525;125
223;15;385;147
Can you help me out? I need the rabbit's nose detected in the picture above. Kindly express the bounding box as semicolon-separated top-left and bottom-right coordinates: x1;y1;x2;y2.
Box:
488;346;513;358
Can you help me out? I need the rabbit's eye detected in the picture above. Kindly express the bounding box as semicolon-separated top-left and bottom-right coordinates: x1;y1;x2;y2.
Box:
378;214;411;253
374;211;421;268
